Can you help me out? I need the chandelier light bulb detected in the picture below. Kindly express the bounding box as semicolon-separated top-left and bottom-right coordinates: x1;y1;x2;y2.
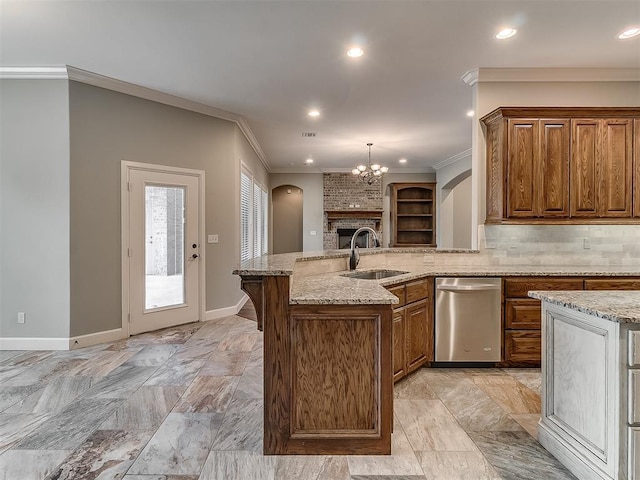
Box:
352;143;389;184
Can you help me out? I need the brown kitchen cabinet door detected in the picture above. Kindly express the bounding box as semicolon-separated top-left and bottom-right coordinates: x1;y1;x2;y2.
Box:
506;119;569;218
405;299;430;373
635;119;640;218
505;330;541;364
600;119;633;217
570;119;600;217
392;308;406;382
584;278;640;290
507;119;538;218
538;119;570;217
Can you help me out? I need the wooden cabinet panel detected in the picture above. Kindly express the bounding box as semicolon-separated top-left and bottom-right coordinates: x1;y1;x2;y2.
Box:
571;119;600;217
507;119;538;217
387;284;406;307
539;119;570;216
406;278;430;304
584;278;640;290
392;308;406;382
601;119;633;217
406;299;430;373
504;278;583;298
485;117;505;223
505;299;541;329
635;119;640;218
505;330;541;363
388;277;433;382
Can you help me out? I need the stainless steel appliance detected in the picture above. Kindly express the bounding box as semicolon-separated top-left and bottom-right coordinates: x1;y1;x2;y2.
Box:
435;277;501;362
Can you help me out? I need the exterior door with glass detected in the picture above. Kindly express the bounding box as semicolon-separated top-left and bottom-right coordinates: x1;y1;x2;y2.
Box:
126;167;202;335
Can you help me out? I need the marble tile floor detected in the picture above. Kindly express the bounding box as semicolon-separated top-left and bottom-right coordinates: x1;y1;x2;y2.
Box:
0;316;576;480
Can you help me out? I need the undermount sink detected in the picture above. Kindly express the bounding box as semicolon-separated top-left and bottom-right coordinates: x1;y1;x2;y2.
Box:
341;269;409;280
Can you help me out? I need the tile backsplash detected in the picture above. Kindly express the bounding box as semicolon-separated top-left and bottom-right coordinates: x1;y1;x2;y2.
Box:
481;224;640;267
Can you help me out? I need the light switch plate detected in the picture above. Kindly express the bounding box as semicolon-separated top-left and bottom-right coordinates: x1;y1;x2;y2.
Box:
208;234;219;244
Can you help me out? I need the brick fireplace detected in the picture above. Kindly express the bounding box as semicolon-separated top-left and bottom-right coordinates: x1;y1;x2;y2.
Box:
323;173;383;250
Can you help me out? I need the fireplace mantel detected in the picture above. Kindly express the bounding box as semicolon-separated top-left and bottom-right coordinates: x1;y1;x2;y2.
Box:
325;210;383;230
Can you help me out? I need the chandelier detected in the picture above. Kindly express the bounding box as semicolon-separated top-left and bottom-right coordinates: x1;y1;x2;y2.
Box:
352;143;389;185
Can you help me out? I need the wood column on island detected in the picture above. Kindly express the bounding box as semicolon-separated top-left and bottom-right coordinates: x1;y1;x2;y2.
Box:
240;274;393;455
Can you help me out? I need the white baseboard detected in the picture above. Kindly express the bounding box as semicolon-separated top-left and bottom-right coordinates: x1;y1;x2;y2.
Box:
205;294;249;321
0;337;70;351
69;328;127;350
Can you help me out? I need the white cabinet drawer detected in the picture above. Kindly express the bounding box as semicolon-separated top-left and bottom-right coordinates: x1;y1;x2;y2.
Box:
630;427;640;480
630;331;640;367
631;371;640;425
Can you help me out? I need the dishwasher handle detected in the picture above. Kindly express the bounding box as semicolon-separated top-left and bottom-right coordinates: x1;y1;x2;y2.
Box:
437;284;501;292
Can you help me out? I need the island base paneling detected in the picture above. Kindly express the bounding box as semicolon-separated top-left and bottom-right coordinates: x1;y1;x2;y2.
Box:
538;300;640;480
240;275;393;455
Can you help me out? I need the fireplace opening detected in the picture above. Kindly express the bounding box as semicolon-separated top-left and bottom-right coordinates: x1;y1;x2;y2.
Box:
337;228;370;249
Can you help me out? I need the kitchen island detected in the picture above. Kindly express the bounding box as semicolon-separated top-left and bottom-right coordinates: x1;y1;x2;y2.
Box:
529;291;640;480
234;248;640;456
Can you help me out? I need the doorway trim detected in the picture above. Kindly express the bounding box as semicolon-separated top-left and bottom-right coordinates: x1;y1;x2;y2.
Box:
121;161;206;337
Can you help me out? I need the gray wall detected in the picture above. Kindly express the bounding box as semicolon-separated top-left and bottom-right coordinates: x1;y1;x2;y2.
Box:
452;175;472;248
69;81;259;336
435;155;472;249
1;79;71;338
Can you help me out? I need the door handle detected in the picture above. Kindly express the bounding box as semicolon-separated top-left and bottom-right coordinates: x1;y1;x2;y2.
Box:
191;254;199;259
438;285;500;292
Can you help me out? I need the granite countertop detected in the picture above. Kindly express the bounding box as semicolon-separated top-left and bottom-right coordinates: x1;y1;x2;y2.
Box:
232;248;477;275
233;249;640;306
529;290;640;323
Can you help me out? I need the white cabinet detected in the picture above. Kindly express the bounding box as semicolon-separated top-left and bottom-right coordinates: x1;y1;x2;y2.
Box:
538;301;640;480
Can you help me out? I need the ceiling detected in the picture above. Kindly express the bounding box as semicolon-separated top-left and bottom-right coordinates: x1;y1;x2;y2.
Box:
1;1;639;173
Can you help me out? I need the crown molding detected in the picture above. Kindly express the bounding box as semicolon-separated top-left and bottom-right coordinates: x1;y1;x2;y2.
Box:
0;66;69;79
433;148;472;171
1;65;271;172
461;69;479;86
461;67;640;85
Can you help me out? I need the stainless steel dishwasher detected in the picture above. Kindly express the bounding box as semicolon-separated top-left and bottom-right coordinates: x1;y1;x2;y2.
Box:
435;277;502;362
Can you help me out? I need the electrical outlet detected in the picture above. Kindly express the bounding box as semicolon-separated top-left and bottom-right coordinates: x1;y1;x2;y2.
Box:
423;254;435;264
18;312;25;324
310;230;317;236
208;234;219;244
583;238;591;249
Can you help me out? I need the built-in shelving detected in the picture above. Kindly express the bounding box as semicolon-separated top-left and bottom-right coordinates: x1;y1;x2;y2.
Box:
390;183;436;247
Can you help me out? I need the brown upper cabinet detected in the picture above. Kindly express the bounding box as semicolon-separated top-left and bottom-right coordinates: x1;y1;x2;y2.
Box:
481;107;639;224
571;118;633;218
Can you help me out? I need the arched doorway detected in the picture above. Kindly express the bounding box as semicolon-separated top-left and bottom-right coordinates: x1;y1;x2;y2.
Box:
272;185;303;254
440;170;472;249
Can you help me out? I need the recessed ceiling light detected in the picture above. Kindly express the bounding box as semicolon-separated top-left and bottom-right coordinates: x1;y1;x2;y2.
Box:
308;110;320;117
399;158;407;164
305;158;314;164
466;110;475;117
618;27;640;39
347;47;364;58
496;28;517;40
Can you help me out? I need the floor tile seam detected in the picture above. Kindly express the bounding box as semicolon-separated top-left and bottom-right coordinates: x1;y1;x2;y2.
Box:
464;432;510;478
472;380;539;417
386;411;428;479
